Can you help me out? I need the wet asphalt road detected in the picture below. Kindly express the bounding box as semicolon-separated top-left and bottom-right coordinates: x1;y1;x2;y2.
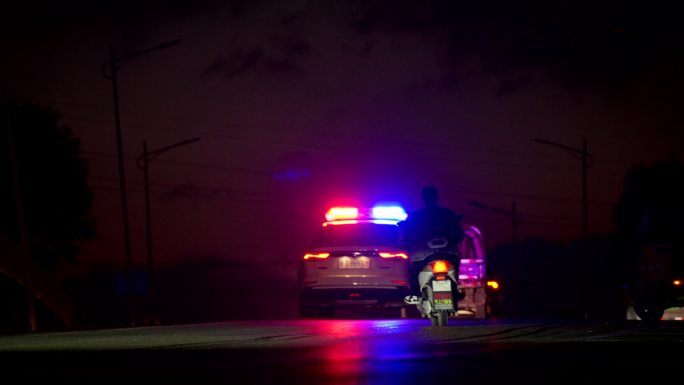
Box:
1;317;683;385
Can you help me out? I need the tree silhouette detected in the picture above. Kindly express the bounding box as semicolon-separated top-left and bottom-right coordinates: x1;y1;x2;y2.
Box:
1;99;96;271
611;156;684;320
613;157;684;251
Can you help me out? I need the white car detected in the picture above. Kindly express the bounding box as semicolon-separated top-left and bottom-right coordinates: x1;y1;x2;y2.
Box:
297;205;411;318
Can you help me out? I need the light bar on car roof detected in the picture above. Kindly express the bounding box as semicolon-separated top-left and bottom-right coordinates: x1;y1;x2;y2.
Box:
323;204;407;225
372;205;408;221
325;207;359;222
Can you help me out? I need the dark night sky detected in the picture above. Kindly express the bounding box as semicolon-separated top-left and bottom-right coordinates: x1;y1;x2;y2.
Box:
2;0;683;271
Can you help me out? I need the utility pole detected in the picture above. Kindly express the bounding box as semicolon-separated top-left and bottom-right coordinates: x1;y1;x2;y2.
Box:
511;201;517;259
581;138;589;238
137;137;199;325
534;137;594;238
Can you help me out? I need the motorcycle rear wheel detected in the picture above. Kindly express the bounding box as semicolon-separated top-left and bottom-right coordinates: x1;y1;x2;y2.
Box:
431;310;449;326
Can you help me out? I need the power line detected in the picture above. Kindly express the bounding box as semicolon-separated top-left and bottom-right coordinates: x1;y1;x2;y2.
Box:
31;97;644;170
85;150;272;175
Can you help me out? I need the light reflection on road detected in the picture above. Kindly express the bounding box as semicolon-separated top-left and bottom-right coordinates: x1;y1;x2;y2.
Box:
314;320;424;385
2;318;684;385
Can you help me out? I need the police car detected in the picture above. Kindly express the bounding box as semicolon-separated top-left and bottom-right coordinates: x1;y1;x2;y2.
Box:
297;204;411;318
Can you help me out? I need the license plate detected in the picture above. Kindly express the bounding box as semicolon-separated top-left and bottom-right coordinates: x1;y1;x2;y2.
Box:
338;257;369;269
432;280;454;310
432;279;452;292
433;294;453;310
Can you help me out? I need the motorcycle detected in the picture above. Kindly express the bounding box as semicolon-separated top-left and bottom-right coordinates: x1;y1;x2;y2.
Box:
413;238;461;326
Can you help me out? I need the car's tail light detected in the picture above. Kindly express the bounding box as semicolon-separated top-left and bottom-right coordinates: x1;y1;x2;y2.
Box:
487;280;500;290
303;252;330;260
674;279;682;286
431;260;449;273
378;252;408;259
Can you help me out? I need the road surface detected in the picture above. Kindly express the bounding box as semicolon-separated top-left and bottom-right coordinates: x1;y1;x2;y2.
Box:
1;317;683;384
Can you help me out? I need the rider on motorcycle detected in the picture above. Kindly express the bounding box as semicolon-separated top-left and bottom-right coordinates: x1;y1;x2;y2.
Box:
400;185;465;304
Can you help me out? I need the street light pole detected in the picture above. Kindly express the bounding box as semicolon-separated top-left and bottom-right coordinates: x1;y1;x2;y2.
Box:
581;138;589;238
511;201;517;256
105;45;135;327
534;137;594;238
141;141;153;324
137;137;199;325
102;38;181;327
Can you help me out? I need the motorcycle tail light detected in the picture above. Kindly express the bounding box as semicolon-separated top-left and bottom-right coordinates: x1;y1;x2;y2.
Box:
303;252;330;260
431;260;449;273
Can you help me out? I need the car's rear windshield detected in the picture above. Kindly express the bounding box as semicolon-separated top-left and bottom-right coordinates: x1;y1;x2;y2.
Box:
312;223;400;247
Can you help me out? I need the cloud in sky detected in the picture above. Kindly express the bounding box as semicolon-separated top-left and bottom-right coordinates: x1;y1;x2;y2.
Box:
5;0;682;99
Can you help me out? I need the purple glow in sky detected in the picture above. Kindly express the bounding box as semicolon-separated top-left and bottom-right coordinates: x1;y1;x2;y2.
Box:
2;0;683;268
